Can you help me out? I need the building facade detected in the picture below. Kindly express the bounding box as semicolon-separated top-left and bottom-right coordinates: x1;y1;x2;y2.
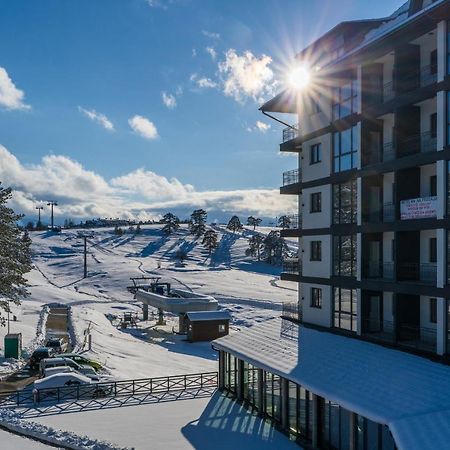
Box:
214;2;450;450
269;0;450;359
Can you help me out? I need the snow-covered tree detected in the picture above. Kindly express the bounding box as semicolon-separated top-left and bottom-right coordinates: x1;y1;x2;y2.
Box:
175;249;188;263
262;230;288;265
190;209;207;237
202;230;218;255
162;213;180;235
247;216;262;230
278;215;292;229
246;234;264;261
114;225;124;236
136;224;142;234
0;184;32;324
227;215;243;233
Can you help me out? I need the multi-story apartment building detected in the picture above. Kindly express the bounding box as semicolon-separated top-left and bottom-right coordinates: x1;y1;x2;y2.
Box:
213;1;450;449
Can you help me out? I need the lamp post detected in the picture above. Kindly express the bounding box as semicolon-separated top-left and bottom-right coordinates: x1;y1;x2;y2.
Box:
36;205;44;228
47;201;58;230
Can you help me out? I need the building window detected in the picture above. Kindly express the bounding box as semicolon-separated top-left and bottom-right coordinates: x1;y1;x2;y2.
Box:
288;382;312;442
310;143;322;164
242;362;259;409
264;372;282;424
332;79;358;120
430;175;437;197
430;113;437;139
333;180;357;224
430;298;437;324
333;126;359;173
430;237;437;263
224;354;237;394
333;288;357;332
430;49;437;76
321;398;351;449
310;192;322;213
311;288;322;309
333;235;357;277
355;415;396;450
310;241;322;261
218;324;226;333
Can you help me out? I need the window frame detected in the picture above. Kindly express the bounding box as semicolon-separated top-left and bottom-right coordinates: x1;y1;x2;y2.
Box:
310;192;322;213
430;298;437;324
310;241;322;261
333;288;357;332
310;287;322;309
333;179;357;224
333;234;357;277
333;125;359;173
310;143;322;165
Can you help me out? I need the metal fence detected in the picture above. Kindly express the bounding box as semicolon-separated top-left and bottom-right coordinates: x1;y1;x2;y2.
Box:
0;371;218;408
281;302;302;323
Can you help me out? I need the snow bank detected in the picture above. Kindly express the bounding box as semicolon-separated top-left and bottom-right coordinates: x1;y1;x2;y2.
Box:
0;408;132;450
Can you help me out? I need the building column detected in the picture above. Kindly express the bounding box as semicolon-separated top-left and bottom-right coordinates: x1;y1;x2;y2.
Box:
312;394;319;449
437;228;446;288
218;351;225;389
437;91;446;151
257;368;264;414
437;160;446;219
437;297;447;356
236;359;244;401
281;378;289;431
437;20;447;83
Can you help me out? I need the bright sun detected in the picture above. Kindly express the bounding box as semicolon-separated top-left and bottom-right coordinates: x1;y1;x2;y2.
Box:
288;65;311;89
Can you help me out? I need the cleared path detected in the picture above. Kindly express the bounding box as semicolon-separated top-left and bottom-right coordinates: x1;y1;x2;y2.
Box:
0;428;55;449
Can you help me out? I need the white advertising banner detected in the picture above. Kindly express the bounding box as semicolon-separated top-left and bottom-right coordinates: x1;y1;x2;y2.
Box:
400;196;437;220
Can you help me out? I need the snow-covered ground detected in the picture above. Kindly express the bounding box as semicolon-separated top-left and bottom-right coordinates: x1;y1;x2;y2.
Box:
0;428;52;450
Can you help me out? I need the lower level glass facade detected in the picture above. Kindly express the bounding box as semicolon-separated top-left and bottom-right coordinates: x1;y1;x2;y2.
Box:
221;350;397;450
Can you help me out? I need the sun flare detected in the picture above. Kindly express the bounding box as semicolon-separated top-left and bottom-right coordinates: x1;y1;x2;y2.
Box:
288;65;311;89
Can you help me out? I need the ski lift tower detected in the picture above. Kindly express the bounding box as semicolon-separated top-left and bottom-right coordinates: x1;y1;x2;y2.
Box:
77;232;95;278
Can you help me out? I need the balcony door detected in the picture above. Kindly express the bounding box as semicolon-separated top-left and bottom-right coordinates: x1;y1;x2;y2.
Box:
368;240;382;277
367;294;382;332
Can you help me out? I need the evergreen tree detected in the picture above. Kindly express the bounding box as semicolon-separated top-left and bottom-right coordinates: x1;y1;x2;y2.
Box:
190;209;207;237
278;215;292;229
202;230;218;255
262;230;288;265
227;215;243;233
136;224;142;234
247;216;262;230
162;212;180;235
0;184;32;324
25;221;34;231
245;234;264;261
114;225;124;236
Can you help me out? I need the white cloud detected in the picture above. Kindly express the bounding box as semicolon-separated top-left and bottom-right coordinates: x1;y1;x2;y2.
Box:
161;91;177;109
196;77;217;89
128;115;159;140
192;48;197;57
0;145;296;222
218;49;277;104
202;30;220;40
205;46;217;60
0;67;30;110
255;120;271;133
146;0;166;8
78;106;115;131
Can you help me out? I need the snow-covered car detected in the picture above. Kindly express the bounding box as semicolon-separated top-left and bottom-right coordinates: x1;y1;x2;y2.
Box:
59;353;102;371
30;347;56;370
40;357;100;381
32;373;112;400
44;337;68;354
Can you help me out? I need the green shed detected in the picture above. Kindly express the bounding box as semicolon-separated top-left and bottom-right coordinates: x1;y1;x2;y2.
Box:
4;333;22;359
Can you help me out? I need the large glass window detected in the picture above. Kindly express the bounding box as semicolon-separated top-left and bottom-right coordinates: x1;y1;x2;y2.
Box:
242;362;259;409
356;415;396;450
334;288;358;332
332;79;359;120
321;398;351;449
333;180;357;224
264;372;282;424
224;353;237;394
288;382;313;442
333;235;357;277
311;241;322;261
333;126;359;173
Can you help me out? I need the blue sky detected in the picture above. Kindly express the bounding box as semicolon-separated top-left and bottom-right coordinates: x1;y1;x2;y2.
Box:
0;0;406;223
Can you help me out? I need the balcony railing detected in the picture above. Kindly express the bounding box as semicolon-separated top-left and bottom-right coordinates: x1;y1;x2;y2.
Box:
282;258;302;275
421;131;437;153
363;261;394;280
383;81;395;102
282;169;301;186
281;213;302;229
383;202;396;222
283;126;298;143
402;132;437;155
383;142;396;161
362;319;436;352
281;301;302;323
420;64;438;87
397;262;437;285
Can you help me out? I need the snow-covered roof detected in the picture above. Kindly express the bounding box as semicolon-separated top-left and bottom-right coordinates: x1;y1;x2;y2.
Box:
213;318;450;450
186;311;231;322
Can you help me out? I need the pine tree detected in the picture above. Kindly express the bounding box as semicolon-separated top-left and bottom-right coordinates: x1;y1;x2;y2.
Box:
227;215;243;233
0;184;32;324
262;230;288;265
245;234;264;261
247;216;262;230
202;230;218;255
278;215;292;229
162;213;180;235
136;224;142;234
190;209;207;237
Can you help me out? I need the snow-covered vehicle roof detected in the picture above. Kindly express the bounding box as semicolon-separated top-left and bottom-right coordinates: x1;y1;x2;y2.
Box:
186;311;231;322
213;318;450;450
34;372;92;389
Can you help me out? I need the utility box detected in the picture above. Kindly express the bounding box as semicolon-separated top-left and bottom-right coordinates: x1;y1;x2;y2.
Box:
4;333;22;359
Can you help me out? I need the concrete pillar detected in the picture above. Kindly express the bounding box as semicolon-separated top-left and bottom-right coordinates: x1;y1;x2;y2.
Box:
437;297;447;355
437;20;446;83
281;378;289;430
257;368;264;413
436;160;446;219
437;228;445;288
142;303;149;321
437;91;445;151
312;394;319;449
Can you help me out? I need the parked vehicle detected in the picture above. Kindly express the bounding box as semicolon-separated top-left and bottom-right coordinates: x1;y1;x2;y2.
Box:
43;366;75;378
59;353;102;371
32;373;111;400
44;337;68;354
40;357;99;381
30;347;56;370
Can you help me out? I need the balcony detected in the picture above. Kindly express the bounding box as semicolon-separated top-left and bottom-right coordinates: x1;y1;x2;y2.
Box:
281;301;302;323
420;131;437;153
282;169;301;186
420;64;437;87
282;126;298;143
383;81;395;103
280;214;302;230
397;262;437;285
282;258;302;275
362;319;436;353
400;195;437;220
402;132;437;156
383;202;396;222
363;261;394;280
